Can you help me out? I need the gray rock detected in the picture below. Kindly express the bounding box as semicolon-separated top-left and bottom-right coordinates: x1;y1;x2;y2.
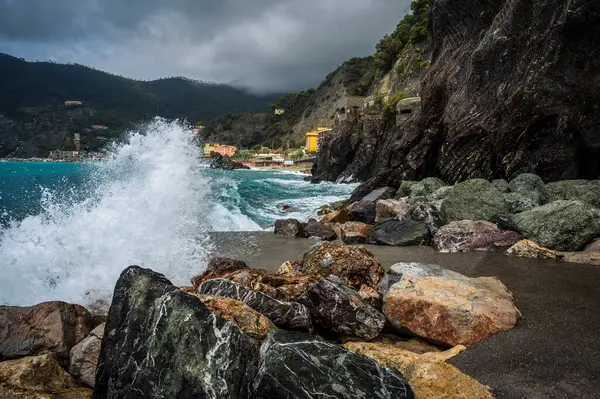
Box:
69;323;104;388
274;219;308;238
428;185;453;201
377;262;445;298
504;192;538;213
492;179;509;193
396;181;416;198
545;180;600;208
251;330;414;399
509;200;600;251
349;187;396;223
198;278;313;332
370;219;431;246
410;200;444;235
298;276;386;340
507;173;547;205
441;179;508;224
409;177;447;198
94;266;259;399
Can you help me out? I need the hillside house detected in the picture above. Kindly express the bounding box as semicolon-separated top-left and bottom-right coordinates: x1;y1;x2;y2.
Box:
305;127;332;152
274;108;285;115
337;95;365;123
364;92;390;109
213;145;237;157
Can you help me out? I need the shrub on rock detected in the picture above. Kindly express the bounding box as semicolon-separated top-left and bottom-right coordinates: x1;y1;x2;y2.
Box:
300;242;384;290
251;330;415;399
509;200;600;251
441;179;508;224
382;263;520;347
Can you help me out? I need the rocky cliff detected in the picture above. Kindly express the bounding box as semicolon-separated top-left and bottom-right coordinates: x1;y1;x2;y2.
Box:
314;0;600;190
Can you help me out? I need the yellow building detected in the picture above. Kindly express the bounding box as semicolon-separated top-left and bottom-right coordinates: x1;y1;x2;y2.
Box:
203;143;219;157
274;108;285;115
305;131;319;152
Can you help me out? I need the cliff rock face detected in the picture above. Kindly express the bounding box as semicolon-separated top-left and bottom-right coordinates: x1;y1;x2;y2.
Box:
314;0;600;188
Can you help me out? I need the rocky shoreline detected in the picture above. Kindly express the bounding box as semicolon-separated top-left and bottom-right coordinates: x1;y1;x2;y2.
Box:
0;241;524;398
276;174;600;266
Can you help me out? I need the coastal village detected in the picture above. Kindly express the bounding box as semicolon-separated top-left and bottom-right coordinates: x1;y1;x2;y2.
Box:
203;92;421;171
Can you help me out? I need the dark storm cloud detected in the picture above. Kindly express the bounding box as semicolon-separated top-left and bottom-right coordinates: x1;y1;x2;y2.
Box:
0;0;410;92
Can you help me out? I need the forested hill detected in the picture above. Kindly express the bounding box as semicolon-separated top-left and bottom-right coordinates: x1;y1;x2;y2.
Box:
0;53;278;123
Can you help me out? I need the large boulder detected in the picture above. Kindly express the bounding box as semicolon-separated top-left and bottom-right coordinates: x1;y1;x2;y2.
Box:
344;341;493;399
251;330;415;399
408;177;447;200
319;209;350;224
410;200;444;235
0;354;91;399
491;179;509;193
95;266;259;398
507;173;548;205
299;242;384;290
191;257;248;288
298;276;386;340
396;181;416;198
441;179;508;224
545;180;600;208
69;324;104;388
505;239;560;260
0;302;94;365
274;219;308;238
382;263;520;347
197;278;313;332
375;198;414;222
304;220;337;241
209;152;250;170
369;219;431;246
193;295;276;340
348;187;396;224
509;200;600;251
433;220;522;252
504;192;538;213
377;262;443;298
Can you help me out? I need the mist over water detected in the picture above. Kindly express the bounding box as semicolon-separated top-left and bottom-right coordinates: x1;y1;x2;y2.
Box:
0;119;356;306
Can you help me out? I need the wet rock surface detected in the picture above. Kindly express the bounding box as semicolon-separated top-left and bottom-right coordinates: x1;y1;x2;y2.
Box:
274;218;308;238
191;257;249;289
0;302;94;366
304;220;337;240
370;219;431;246
545;180;600;208
505;239;560;260
197;278;313;332
299;241;384;289
441;179;508;224
433;220;522;253
251;330;415;399
382;263;520;347
509;200;600;251
298;276;386;340
348;187;396;224
69;324;104;388
95;266;259;399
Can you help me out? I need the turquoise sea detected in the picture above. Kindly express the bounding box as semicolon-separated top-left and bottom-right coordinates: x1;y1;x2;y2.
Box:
0;120;355;306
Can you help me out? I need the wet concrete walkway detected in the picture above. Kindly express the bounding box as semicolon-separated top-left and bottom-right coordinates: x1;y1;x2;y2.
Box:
210;232;600;398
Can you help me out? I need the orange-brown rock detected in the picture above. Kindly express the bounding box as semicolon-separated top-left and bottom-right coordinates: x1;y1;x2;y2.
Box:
190;257;248;289
0;302;95;365
320;209;350;224
300;242;384;290
505;239;559;259
375;198;414;222
383;263;520;347
358;284;382;310
69;324;104;388
340;221;373;244
0;354;93;399
343;340;493;399
193;295;276;340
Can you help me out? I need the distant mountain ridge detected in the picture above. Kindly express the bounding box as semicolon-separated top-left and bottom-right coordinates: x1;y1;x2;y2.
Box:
0;53;280;157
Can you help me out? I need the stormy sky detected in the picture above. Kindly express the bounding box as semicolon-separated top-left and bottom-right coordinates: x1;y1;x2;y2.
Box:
0;0;409;93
